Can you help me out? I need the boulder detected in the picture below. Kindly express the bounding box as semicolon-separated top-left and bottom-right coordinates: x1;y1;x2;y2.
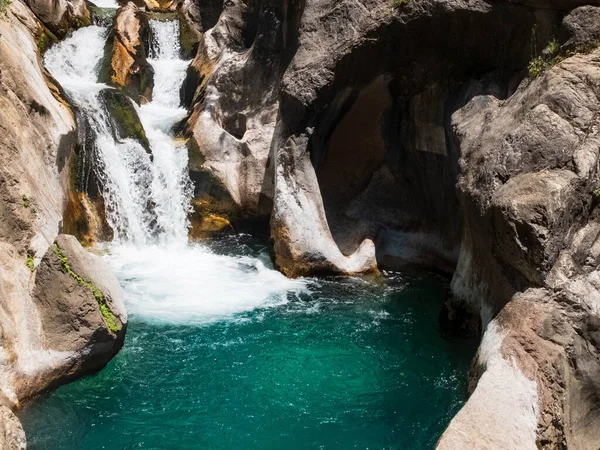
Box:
24;235;127;396
100;2;154;104
24;0;90;37
560;6;600;51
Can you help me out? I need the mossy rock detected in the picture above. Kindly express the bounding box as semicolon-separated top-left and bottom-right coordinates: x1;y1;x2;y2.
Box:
35;26;58;55
100;89;151;153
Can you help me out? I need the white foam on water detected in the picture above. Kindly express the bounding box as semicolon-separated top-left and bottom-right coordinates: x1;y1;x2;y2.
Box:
44;21;307;325
106;243;308;325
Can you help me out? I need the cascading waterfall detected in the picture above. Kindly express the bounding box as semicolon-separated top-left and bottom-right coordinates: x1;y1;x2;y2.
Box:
44;19;306;324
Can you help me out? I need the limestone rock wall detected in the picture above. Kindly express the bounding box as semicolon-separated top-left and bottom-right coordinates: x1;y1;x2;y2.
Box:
0;0;127;440
182;1;600;447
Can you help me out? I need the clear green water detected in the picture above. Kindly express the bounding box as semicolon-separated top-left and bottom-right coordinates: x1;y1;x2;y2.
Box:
19;238;475;450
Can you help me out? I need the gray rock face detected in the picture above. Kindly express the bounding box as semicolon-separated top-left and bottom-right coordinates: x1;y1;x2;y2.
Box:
440;44;600;450
560;6;600;51
181;0;600;447
26;235;126;396
184;0;302;227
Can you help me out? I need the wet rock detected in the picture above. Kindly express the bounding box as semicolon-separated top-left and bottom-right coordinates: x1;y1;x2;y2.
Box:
100;89;151;152
100;2;154;104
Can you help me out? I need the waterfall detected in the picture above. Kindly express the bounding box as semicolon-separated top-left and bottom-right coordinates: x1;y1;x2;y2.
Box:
43;18;306;325
45;22;193;246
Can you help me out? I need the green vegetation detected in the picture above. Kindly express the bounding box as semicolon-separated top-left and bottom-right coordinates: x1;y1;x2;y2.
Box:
392;0;409;5
528;24;600;79
35;28;58;55
1;0;12;15
53;245;121;333
528;38;562;78
25;253;35;272
593;188;600;198
22;194;30;208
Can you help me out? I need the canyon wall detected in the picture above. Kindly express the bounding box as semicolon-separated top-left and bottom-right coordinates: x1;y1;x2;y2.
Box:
1;0;600;448
183;0;600;448
0;1;127;445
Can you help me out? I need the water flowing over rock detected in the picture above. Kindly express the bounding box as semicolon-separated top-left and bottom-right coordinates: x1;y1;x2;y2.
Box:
2;0;600;447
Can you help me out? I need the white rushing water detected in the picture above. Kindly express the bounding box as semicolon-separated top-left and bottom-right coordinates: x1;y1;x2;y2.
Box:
91;0;119;8
45;21;306;325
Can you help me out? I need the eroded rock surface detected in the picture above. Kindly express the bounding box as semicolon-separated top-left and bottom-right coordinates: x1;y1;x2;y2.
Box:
181;1;600;447
24;0;89;37
0;0;127;438
101;2;153;104
440;33;600;450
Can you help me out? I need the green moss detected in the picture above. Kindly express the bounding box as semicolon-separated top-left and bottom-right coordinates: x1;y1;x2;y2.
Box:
392;0;408;6
593;188;600;198
1;0;12;15
35;27;58;54
25;253;35;272
22;194;30;208
53;245;121;333
101;89;151;152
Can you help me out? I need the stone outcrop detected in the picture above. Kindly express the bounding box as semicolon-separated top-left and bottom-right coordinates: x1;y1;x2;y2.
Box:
24;0;89;37
23;235;127;397
268;0;561;276
100;2;153;104
439;37;600;449
183;0;303;231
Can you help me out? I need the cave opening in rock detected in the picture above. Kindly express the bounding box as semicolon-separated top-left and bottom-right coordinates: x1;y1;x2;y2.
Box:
312;75;463;275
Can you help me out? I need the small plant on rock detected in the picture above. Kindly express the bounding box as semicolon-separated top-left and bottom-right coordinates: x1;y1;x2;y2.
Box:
1;0;12;15
22;194;30;208
392;0;409;6
25;251;35;272
528;38;566;78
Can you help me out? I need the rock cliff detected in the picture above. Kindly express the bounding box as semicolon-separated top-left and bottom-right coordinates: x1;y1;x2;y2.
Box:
181;0;600;448
0;0;127;443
